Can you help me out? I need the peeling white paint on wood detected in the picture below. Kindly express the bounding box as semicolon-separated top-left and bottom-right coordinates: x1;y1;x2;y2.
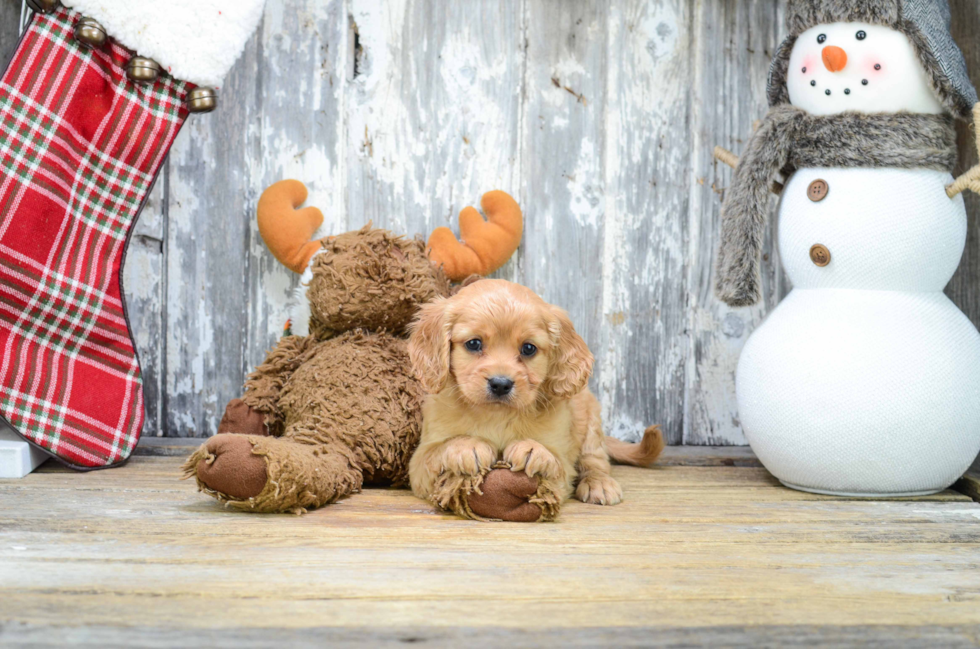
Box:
247;0;349;382
599;0;691;444
3;0;978;442
123;178;166;435
521;0;607;451
684;0;785;445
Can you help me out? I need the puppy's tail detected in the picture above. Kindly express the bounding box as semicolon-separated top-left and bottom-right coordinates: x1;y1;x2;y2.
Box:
605;426;664;468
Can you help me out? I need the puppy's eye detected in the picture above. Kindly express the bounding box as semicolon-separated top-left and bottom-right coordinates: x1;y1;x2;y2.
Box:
521;343;537;357
856;30;867;40
817;33;827;44
464;339;482;352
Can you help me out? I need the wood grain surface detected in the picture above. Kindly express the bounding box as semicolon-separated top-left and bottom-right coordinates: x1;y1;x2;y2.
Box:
2;455;980;646
0;1;979;446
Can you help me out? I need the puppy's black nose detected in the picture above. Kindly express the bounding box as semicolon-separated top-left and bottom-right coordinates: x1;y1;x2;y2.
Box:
487;376;514;397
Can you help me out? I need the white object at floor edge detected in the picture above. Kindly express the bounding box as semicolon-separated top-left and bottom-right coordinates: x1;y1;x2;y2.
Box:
0;421;47;479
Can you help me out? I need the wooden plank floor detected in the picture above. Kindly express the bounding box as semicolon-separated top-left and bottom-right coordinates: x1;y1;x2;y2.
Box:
3;452;980;647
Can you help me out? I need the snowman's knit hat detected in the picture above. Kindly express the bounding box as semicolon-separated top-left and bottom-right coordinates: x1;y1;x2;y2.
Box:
768;0;977;118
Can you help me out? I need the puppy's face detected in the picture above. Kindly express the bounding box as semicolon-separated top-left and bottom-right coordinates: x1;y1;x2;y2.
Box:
449;298;552;409
409;280;593;409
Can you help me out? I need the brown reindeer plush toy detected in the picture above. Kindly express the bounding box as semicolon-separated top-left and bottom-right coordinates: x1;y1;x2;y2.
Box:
183;180;538;519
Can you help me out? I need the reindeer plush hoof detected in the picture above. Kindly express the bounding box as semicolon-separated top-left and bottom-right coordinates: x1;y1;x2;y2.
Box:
216;398;269;437
190;435;269;500
467;468;542;522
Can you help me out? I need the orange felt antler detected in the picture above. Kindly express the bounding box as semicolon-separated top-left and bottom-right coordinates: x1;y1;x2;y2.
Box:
257;180;324;274
426;190;523;282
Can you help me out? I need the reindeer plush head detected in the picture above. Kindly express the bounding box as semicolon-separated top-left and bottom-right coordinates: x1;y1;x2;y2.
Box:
257;180;523;339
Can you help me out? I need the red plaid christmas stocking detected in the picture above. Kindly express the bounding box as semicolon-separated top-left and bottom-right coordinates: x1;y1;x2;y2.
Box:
0;8;191;468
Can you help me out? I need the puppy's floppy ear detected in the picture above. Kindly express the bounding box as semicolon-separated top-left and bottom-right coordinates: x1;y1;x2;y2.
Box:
408;298;453;393
544;306;594;399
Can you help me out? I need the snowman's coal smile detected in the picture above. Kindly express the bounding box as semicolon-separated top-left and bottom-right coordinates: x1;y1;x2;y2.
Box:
807;71;870;97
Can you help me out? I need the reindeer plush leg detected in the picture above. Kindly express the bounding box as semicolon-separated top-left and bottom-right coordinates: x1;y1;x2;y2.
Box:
183;335;322;503
236;334;320;437
185;435;363;514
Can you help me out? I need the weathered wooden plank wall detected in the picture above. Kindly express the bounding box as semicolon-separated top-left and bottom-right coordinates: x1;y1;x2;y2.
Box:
1;0;979;444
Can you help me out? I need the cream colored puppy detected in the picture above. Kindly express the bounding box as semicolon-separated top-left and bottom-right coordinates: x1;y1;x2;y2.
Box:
408;279;663;521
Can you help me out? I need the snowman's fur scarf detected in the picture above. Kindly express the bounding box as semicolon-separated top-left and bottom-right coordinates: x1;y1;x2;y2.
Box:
715;106;957;307
769;0;975;118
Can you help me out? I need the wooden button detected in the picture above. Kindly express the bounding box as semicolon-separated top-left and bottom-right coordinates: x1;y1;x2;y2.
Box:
809;244;831;267
807;179;829;202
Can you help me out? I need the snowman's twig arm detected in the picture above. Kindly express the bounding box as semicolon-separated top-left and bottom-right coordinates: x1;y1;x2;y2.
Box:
713;146;740;170
714;146;785;195
947;164;980;198
946;103;980;199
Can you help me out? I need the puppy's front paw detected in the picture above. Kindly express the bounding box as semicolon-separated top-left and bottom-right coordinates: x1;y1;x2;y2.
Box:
439;437;497;476
503;439;563;480
576;475;623;506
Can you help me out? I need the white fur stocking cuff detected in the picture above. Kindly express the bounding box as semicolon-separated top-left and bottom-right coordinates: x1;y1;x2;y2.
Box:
63;0;265;87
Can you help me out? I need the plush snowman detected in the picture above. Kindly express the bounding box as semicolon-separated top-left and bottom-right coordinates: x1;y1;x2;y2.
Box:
715;0;980;496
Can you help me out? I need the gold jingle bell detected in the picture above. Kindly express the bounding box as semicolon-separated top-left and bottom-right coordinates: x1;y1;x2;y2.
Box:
26;0;60;14
187;88;218;114
126;57;161;83
74;17;107;49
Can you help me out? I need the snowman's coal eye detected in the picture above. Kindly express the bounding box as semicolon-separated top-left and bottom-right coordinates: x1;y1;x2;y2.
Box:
856;30;867;40
817;34;827;44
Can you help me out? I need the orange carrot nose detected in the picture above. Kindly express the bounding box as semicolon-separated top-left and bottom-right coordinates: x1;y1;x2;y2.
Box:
822;46;848;72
